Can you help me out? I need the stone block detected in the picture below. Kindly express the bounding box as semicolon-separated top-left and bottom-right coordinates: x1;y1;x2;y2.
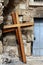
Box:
5;15;13;25
0;3;4;8
31;34;34;42
3;46;19;57
19;3;26;9
22;34;27;40
3;34;17;46
22;27;34;42
26;34;32;42
0;41;3;54
0;11;3;16
0;16;3;24
22;26;34;31
4;0;9;6
26;31;34;42
0;29;2;37
24;42;31;56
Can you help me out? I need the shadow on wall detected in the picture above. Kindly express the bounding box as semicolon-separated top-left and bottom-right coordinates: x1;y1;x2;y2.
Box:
3;0;26;16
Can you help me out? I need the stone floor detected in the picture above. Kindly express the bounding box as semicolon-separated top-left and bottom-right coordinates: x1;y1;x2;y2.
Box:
27;56;43;65
0;54;43;65
28;60;43;65
0;53;28;65
1;59;43;65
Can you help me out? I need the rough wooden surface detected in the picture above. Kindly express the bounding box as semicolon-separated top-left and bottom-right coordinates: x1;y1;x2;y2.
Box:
11;12;26;63
3;22;34;29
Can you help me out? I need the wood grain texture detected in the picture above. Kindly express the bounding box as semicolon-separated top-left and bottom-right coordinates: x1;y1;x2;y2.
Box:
11;12;26;63
3;22;34;29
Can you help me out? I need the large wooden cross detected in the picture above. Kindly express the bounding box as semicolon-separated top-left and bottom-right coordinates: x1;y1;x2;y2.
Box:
3;12;34;63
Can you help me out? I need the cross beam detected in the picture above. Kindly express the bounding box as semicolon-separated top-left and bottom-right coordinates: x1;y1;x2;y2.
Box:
4;22;33;29
3;22;34;33
3;12;34;63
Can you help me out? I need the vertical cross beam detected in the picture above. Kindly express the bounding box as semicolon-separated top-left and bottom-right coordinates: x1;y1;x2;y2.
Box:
11;12;26;63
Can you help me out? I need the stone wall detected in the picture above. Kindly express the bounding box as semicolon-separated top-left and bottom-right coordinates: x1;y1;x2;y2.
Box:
0;0;4;54
1;0;43;62
33;7;43;17
2;0;34;59
0;0;43;63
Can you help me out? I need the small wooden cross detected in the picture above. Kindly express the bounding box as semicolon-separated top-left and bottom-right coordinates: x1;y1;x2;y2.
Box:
3;12;34;63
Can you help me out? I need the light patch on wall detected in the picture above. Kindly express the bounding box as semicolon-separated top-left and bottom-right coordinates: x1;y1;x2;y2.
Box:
19;15;23;23
0;0;4;2
19;4;26;9
30;0;34;2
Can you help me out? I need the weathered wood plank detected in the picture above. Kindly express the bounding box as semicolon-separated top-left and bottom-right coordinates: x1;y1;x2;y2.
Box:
3;22;34;29
3;28;15;33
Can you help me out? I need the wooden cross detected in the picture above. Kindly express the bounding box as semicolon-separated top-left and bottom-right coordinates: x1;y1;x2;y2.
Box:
3;12;34;63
